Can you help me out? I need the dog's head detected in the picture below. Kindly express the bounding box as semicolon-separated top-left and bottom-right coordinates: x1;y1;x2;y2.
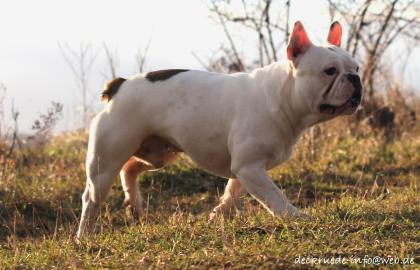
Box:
286;21;363;121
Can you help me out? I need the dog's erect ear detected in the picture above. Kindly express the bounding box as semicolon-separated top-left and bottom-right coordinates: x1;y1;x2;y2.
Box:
287;21;312;63
327;21;342;47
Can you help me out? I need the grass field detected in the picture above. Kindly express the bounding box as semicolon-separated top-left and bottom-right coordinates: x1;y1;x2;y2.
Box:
0;119;419;269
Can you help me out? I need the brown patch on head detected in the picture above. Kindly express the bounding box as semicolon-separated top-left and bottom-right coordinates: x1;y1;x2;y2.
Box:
101;77;126;102
145;69;189;82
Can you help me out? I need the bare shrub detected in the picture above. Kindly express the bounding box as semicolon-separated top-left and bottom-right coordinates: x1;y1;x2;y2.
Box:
0;101;21;179
28;102;63;146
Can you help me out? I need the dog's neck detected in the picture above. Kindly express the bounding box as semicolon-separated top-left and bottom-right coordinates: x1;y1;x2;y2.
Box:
250;62;320;141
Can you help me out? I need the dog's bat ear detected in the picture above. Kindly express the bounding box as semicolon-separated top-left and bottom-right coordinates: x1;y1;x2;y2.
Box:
327;21;342;47
287;21;312;63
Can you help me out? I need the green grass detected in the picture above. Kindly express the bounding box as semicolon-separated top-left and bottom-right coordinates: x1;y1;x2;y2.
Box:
0;125;419;269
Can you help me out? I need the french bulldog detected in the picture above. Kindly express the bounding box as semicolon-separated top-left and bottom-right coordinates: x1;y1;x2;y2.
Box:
77;21;362;238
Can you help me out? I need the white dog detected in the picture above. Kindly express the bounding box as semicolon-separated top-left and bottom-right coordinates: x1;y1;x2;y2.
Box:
77;21;362;238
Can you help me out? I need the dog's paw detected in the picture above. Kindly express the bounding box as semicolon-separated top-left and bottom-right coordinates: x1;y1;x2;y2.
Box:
295;211;311;220
286;204;310;220
208;210;219;223
290;209;311;220
208;202;228;223
123;199;143;225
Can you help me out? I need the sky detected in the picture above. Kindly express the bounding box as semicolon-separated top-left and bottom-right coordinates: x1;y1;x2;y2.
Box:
0;0;419;133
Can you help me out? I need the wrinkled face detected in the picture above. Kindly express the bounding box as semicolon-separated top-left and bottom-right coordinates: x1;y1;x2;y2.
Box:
286;21;363;122
294;45;363;118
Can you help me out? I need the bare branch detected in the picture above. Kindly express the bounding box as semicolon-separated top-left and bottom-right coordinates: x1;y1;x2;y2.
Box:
211;1;244;71
58;42;98;129
263;0;278;61
0;83;6;139
350;0;372;56
103;43;118;79
191;51;212;71
136;38;151;73
285;0;290;43
6;102;20;158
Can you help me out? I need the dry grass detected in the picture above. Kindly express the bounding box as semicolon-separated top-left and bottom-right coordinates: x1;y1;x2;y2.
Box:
0;115;419;269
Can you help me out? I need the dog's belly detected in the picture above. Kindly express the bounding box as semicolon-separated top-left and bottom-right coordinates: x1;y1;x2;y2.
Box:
157;132;233;178
136;133;232;177
133;135;181;169
185;148;232;178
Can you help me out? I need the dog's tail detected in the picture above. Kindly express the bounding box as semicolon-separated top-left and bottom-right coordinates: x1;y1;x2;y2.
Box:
101;77;126;102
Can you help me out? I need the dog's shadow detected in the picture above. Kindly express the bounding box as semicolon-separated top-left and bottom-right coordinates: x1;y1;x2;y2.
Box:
0;191;82;241
1;164;415;240
0;166;227;240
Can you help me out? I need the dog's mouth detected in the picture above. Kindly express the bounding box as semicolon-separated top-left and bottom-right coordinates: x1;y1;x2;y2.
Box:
319;90;361;115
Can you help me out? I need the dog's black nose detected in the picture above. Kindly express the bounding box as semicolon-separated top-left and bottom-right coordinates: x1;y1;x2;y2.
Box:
347;73;363;107
350;89;362;106
347;73;362;92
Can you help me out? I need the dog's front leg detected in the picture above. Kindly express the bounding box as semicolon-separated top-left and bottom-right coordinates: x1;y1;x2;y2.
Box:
231;162;299;216
209;178;246;221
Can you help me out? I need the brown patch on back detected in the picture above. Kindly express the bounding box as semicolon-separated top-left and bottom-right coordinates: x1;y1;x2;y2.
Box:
101;77;126;102
145;69;189;82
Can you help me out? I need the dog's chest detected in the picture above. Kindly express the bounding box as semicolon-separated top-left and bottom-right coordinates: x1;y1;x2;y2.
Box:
265;142;294;170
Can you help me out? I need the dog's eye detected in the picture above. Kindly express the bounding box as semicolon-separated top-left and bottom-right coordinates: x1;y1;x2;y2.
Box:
324;67;337;76
356;66;359;72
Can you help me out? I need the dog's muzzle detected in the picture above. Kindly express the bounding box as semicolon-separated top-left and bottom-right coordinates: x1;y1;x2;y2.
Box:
319;73;363;115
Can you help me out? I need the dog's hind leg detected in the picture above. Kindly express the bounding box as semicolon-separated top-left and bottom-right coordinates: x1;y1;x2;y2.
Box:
76;114;145;239
119;136;181;222
209;178;247;221
119;157;152;221
77;156;121;239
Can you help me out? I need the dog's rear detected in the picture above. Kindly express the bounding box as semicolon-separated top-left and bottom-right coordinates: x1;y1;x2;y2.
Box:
77;75;184;238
